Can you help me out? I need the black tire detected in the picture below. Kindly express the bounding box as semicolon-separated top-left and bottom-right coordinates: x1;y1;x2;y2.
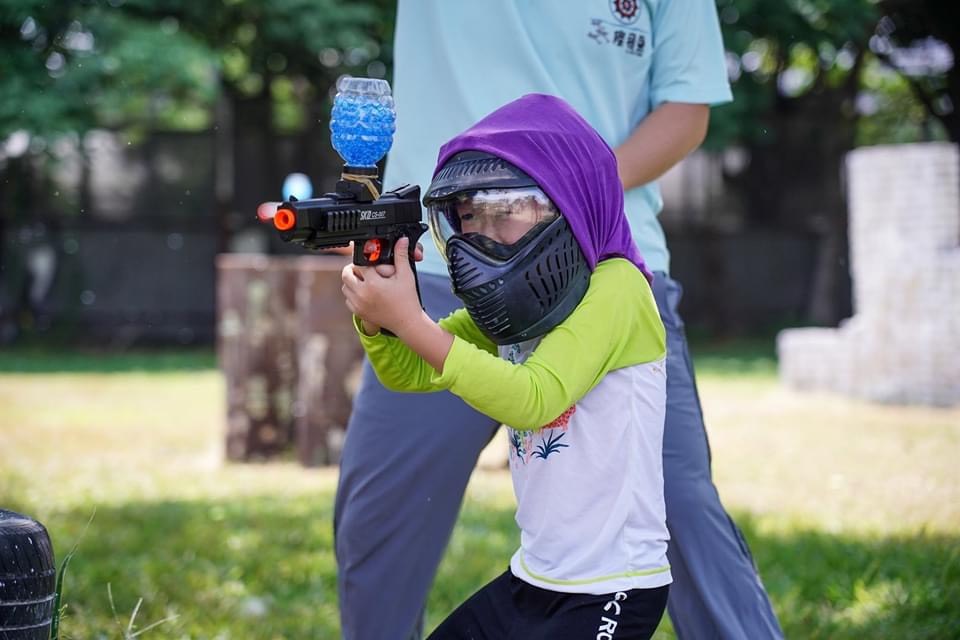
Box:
0;510;56;640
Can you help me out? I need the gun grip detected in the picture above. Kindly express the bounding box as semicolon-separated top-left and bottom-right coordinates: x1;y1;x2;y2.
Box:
356;224;428;339
405;223;429;310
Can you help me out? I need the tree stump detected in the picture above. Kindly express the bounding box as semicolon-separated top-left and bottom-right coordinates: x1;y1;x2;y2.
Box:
216;253;363;464
293;256;364;466
217;254;299;461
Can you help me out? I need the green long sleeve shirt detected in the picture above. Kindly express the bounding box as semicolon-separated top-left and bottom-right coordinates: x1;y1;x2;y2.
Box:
356;258;665;431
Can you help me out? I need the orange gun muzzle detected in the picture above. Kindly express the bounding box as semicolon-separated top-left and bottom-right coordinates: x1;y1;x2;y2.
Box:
274;208;296;231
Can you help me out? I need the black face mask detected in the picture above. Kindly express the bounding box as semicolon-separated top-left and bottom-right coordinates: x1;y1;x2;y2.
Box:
446;216;590;345
423;151;591;344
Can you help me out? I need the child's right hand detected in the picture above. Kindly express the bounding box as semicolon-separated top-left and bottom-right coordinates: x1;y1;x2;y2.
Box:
370;241;425;278
344;239;425;336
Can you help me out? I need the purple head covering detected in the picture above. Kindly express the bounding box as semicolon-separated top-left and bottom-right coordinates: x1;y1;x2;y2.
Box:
434;93;652;282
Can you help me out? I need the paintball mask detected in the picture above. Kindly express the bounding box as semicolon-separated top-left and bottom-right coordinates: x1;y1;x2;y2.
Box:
424;151;590;345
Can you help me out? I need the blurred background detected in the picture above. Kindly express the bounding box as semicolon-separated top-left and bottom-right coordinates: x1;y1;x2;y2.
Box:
1;0;957;346
0;1;958;638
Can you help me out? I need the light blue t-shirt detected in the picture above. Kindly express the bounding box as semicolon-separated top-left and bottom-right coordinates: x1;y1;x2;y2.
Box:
384;0;732;277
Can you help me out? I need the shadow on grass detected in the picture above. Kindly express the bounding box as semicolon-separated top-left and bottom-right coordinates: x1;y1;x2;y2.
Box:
2;490;956;639
688;335;779;377
0;338;778;376
0;346;216;373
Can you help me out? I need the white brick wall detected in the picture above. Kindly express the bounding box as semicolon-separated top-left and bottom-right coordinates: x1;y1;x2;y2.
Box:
777;142;960;406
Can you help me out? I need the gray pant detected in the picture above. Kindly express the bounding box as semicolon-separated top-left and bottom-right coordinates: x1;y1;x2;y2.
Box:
334;272;783;640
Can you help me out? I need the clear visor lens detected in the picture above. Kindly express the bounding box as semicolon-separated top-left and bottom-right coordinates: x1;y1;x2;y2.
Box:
428;187;559;260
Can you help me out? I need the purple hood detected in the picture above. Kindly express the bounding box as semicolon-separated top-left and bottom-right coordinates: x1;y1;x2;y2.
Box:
433;93;651;282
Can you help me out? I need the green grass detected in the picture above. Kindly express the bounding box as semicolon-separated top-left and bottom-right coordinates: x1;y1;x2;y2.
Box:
1;350;958;638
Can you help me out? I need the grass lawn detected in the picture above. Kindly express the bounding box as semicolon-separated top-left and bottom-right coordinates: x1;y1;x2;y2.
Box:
0;345;958;638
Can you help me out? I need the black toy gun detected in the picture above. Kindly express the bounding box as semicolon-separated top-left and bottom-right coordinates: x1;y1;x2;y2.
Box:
257;77;428;309
265;169;426;271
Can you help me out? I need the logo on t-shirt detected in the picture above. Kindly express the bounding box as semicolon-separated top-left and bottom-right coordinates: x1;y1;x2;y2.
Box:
610;0;640;25
587;2;648;58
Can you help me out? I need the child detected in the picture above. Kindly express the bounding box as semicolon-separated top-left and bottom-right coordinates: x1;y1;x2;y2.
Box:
340;94;670;639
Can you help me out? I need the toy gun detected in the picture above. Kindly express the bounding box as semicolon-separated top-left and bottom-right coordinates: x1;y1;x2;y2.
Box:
267;173;425;269
258;77;428;300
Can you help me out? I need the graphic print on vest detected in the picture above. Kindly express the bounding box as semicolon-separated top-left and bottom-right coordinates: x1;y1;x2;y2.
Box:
505;342;576;465
509;425;571;465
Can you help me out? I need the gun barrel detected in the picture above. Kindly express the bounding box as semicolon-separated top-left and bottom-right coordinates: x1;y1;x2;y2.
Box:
274;208;296;231
265;184;423;258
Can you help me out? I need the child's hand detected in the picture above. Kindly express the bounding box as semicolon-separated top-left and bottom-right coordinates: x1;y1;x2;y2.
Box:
341;237;425;336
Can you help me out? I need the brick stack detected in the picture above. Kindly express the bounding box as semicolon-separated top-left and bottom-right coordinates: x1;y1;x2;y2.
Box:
777;142;960;406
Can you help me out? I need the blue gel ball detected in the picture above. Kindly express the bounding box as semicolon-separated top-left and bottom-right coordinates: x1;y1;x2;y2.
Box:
330;77;396;168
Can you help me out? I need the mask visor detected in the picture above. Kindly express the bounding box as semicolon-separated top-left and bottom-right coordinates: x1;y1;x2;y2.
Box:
428;187;559;262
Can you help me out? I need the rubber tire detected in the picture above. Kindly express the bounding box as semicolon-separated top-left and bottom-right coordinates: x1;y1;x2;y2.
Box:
0;510;56;640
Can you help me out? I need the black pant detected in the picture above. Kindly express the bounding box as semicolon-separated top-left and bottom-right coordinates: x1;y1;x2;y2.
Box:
428;570;669;639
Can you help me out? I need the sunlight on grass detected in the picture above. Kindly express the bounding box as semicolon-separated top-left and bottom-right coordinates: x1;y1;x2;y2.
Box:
1;364;958;638
837;579;909;627
698;374;960;535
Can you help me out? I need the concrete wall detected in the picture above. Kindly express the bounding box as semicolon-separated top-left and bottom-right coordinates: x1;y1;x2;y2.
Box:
778;143;960;406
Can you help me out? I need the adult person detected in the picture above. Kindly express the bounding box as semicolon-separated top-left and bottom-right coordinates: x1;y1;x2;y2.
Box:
333;2;784;639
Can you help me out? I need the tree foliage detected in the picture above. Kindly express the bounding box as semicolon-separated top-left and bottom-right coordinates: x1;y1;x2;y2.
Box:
709;0;957;150
708;0;878;150
0;1;216;139
703;0;881;326
873;0;959;142
0;0;395;140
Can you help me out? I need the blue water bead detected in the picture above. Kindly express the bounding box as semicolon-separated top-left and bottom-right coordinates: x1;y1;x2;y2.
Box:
331;93;397;167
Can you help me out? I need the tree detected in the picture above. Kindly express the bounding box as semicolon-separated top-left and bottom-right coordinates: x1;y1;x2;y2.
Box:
875;0;959;143
136;0;397;248
0;0;396;342
0;2;223;144
0;0;397;247
0;1;218;238
1;1;221;344
708;0;879;327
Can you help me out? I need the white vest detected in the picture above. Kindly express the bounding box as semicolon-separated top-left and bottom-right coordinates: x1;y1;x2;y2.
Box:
501;339;671;594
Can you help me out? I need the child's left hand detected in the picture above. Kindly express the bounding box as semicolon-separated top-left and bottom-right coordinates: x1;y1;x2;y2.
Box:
341;237;425;336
